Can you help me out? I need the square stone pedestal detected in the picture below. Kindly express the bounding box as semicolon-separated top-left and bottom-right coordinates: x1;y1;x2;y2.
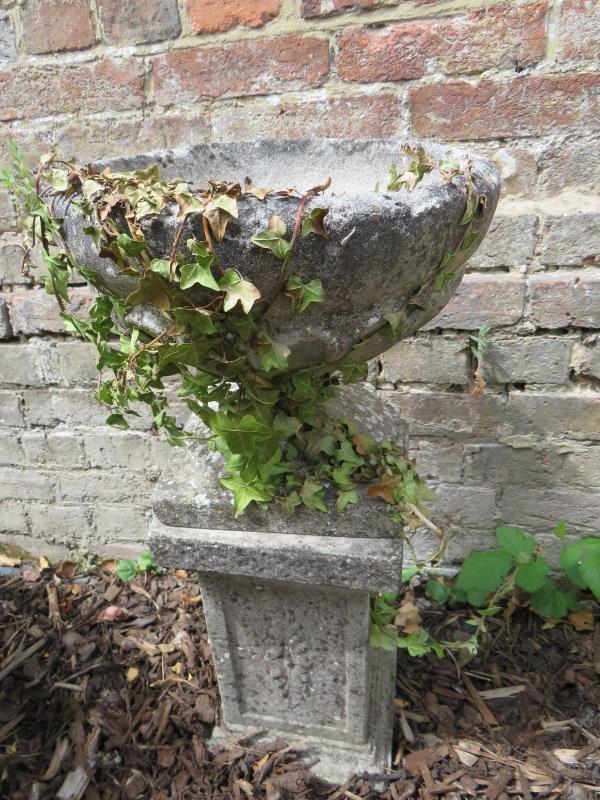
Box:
148;385;406;783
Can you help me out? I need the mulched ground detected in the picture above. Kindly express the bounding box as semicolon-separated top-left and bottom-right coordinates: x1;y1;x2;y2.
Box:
1;561;599;800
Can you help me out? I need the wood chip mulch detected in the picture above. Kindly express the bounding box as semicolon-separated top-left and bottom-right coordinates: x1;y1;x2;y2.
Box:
0;562;599;799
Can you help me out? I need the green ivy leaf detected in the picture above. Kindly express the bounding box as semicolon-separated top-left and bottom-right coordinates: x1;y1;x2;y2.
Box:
285;275;324;313
180;260;220;292
116;233;146;256
220;476;272;517
149;258;171;279
301;207;329;238
299;477;327;512
495;526;536;564
106;413;129;429
219;269;261;314
251;216;292;261
338;440;364;466
260;341;291;373
455;548;513;606
336;489;358;512
515;556;550;593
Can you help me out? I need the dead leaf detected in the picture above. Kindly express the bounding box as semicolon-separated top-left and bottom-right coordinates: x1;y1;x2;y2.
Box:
100;559;118;573
126;666;140;683
568;609;594;631
454;740;482;767
0;554;21;567
367;472;402;504
38;555;50;570
55;561;77;579
394;593;422;634
97;605;128;622
174;570;188;579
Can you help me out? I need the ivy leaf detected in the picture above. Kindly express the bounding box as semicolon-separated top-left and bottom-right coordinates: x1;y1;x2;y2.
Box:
426;578;449;604
125;272;171;312
285;275;324;313
367;473;402;504
260;341;291;373
116;233;146;256
219;269;261;314
299;477;327;512
455;548;513;606
336;358;369;384
180;260;220;292
82;179;104;200
172;307;216;335
251;216;292;261
106;413;129;430
383;311;403;340
220;476;272;517
515;556;550;593
301;207;329;238
336;489;358;512
149;258;171;279
280;491;302;515
496;526;536;564
338;440;364;466
209;193;238;219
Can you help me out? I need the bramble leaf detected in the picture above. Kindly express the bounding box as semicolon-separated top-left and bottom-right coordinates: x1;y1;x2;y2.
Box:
496;526;536;564
455;548;513;606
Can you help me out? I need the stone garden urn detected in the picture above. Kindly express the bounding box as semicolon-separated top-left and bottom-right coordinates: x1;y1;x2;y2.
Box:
59;140;501;782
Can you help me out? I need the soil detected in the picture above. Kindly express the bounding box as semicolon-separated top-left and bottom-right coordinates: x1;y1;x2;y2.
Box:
1;563;599;800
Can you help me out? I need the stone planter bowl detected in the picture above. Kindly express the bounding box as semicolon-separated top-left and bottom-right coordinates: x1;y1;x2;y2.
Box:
59;139;501;370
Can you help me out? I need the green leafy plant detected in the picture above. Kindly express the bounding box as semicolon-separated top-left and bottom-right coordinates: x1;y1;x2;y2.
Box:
116;551;160;582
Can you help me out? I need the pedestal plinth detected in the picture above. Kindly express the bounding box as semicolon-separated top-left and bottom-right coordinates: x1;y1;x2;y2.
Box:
148;385;406;783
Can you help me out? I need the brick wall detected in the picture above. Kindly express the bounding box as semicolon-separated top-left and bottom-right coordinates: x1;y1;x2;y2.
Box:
0;0;599;561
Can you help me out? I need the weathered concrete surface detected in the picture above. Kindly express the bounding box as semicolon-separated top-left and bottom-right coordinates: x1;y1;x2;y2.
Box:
149;383;405;781
57;139;500;369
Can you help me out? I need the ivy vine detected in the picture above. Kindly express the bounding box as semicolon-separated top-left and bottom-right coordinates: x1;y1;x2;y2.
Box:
1;143;482;540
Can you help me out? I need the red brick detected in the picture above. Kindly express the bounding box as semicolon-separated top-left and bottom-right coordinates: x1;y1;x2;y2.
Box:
409;74;600;140
529;270;600;329
338;3;547;82
96;0;180;45
0;59;145;122
301;0;375;18
20;0;95;54
186;0;280;34
152;36;329;104
210;93;403;141
559;0;600;61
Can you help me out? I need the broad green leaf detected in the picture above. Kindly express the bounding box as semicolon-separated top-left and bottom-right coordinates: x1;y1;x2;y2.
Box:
219;269;261;314
455;548;513;605
337;440;363;466
301;207;329;238
125;272;171;312
530;581;579;620
251;216;291;260
106;413;129;429
426;578;449;604
496;525;536;564
285;275;324;313
383;311;403;340
515;556;550;593
554;520;567;539
369;624;397;651
210;193;238;219
560;538;600;588
180;259;220;292
172;307;216;335
137;551;157;572
116;559;137;582
580;554;600;601
401;565;418;583
299;477;327;512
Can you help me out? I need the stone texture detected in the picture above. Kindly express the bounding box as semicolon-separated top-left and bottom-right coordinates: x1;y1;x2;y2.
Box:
380;336;468;385
0;467;54;502
27;504;93;546
424;274;525;330
481;337;572;385
468;214;537;269
503;393;600;441
96;0;181;44
529;270;600;329
0;240;29;285
0;10;17;60
151;36;330;104
0;296;12;339
20;0;95;54
540;214;600;266
499;486;600;536
6;288;93;335
558;0;600;61
571;338;600;380
61;140;500;370
186;0;280;33
301;0;375;17
337;4;546;82
0;391;23;426
0;191;16;235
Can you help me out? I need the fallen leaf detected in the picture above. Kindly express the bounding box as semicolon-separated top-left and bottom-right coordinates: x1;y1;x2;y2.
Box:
97;605;128;622
38;555;50;570
126;666;139;683
454;740;482;767
100;559;118;573
55;561;77;579
367;472;402;504
0;554;21;567
174;569;188;579
568;609;594;631
394;593;422;634
22;567;41;582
